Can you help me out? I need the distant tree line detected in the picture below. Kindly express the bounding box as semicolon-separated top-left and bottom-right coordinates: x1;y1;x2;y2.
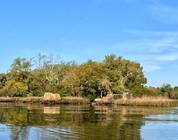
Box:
0;54;177;101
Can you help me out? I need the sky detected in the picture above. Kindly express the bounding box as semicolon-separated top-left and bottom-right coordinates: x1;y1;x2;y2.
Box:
0;0;178;87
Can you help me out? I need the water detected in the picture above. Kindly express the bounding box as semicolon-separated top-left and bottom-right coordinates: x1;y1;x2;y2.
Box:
0;103;177;140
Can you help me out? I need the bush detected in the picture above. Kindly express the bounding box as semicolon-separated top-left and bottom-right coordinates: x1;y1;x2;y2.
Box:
0;89;7;97
88;94;97;102
59;89;70;97
3;80;28;97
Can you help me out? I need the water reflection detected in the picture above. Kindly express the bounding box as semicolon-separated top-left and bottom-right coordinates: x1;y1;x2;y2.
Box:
142;109;178;140
0;103;176;140
43;107;60;114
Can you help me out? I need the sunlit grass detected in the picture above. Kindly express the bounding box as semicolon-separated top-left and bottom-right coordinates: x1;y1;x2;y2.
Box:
0;97;43;103
113;96;178;107
61;96;89;104
0;96;89;104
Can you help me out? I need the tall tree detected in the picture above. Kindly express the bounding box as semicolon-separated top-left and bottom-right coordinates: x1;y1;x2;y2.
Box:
3;58;31;97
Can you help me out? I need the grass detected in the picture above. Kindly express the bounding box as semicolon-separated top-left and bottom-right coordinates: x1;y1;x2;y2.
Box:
0;96;177;106
0;96;89;104
113;96;178;107
61;96;90;104
0;97;44;103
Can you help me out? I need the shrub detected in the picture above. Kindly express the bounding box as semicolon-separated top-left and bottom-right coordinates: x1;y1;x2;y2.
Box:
3;80;28;97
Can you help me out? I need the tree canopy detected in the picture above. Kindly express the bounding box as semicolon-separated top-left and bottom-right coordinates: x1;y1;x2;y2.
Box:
0;54;177;100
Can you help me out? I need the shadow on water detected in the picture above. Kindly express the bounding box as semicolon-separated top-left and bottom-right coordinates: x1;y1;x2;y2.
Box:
0;103;173;140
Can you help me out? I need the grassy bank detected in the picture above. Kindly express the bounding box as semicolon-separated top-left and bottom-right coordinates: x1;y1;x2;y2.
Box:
0;96;90;104
61;96;90;104
0;96;178;107
113;96;178;107
0;97;44;103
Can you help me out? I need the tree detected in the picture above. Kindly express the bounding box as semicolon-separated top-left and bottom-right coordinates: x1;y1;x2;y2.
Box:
9;58;31;82
0;54;148;99
76;60;113;101
61;67;81;96
0;73;7;89
160;84;172;98
103;54;147;95
3;80;28;97
3;58;31;97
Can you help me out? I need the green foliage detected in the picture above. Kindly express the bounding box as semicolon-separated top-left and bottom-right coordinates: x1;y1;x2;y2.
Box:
160;84;173;98
4;54;175;100
139;86;162;97
103;55;147;94
0;73;7;89
27;70;46;96
59;55;147;100
88;94;97;102
1;58;31;97
77;61;106;97
3;80;28;97
9;58;31;81
59;89;70;97
140;84;178;99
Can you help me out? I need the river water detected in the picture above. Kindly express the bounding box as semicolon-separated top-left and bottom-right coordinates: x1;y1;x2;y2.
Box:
0;103;177;140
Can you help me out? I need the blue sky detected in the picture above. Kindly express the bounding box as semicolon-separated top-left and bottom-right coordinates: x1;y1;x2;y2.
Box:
0;0;178;86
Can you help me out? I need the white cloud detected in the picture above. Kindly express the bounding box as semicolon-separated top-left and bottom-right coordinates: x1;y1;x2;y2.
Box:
143;64;161;72
117;31;178;55
156;53;178;61
112;30;178;73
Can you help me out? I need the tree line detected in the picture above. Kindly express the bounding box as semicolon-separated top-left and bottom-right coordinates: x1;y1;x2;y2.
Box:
0;54;177;101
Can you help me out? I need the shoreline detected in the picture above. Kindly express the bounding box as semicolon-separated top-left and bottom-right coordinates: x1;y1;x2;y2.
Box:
0;96;178;107
113;97;178;107
0;96;90;105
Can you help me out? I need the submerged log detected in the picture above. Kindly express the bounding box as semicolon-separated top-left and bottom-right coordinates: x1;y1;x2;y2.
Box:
43;106;60;114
